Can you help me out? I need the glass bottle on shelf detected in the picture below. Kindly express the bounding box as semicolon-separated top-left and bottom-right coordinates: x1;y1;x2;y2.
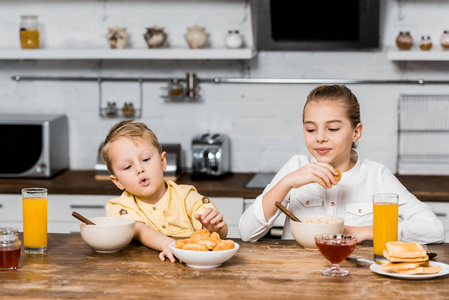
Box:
440;30;449;49
167;79;184;96
20;15;40;49
395;31;413;50
419;35;433;51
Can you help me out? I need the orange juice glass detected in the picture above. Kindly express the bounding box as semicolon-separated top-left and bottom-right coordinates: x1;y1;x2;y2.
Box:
373;193;398;264
22;188;47;254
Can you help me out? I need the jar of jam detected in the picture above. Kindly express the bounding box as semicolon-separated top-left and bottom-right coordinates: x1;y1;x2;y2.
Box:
419;35;433;51
0;227;21;271
396;32;413;50
20;15;40;49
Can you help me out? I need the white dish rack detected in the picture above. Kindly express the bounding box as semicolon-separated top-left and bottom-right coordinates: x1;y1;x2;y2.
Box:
398;94;449;174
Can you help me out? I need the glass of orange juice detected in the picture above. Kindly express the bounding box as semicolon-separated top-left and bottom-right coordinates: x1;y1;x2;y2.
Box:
373;193;398;264
22;188;47;254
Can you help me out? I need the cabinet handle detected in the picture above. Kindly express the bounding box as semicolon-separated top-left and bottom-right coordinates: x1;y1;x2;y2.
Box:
434;212;447;217
0;204;3;208
70;205;104;209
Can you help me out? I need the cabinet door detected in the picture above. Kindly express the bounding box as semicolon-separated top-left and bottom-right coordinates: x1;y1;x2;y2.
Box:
0;194;22;223
425;202;449;242
209;197;243;238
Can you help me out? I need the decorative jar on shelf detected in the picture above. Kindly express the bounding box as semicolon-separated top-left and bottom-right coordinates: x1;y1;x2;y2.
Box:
106;26;129;49
419;35;433;51
20;15;40;49
440;30;449;49
395;31;413;50
225;30;243;49
185;25;208;49
144;26;167;48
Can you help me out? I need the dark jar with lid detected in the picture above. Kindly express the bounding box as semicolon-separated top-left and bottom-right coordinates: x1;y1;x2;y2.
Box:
396;32;413;50
0;227;21;271
419;35;433;51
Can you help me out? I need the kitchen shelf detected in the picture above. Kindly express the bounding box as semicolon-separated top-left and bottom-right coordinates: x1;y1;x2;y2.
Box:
387;46;449;61
0;48;257;60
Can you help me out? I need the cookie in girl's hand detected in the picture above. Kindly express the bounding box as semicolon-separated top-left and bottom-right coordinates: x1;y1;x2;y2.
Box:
333;169;342;184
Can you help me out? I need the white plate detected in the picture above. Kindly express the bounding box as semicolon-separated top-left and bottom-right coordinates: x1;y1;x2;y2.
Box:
370;261;449;280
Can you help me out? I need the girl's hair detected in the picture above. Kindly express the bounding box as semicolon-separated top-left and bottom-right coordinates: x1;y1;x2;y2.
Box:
101;119;162;175
303;84;361;149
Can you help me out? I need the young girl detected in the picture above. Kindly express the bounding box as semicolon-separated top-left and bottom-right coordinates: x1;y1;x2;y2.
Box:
239;84;445;244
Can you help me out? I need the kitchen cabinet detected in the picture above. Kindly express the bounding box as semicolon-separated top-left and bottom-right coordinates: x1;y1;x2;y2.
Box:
426;202;449;242
0;194;244;237
0;194;110;233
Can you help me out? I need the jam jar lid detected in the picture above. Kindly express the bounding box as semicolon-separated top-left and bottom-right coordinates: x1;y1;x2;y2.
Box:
0;227;19;243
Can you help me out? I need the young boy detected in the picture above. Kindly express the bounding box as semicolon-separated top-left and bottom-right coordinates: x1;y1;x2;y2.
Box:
101;120;228;262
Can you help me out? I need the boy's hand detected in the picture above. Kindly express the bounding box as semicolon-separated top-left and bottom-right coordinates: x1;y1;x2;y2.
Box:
195;208;226;233
159;239;177;263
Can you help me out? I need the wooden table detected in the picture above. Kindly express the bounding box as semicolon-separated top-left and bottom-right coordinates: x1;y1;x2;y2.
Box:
1;234;448;299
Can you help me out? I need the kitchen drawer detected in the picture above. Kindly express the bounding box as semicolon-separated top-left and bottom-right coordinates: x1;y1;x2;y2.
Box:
209;197;244;238
0;194;22;221
48;194;111;221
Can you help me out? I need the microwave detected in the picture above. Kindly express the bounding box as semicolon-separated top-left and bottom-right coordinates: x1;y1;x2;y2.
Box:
0;114;69;178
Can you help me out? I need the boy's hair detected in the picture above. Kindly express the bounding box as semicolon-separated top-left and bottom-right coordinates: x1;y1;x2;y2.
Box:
303;84;361;148
101;119;162;175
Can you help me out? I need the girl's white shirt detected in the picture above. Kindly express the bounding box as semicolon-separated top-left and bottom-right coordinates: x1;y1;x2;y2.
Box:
239;150;445;244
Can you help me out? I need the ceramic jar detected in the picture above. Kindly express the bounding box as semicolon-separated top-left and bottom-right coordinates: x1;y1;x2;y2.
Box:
440;30;449;49
185;25;208;49
225;30;243;49
144;26;167;48
106;26;129;49
419;35;433;51
395;32;413;50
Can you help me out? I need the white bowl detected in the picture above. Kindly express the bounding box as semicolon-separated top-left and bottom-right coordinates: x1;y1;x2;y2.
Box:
290;215;344;250
169;241;239;268
79;217;135;253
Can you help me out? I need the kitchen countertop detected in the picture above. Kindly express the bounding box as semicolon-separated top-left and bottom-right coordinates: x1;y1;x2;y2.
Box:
0;170;449;201
1;233;448;299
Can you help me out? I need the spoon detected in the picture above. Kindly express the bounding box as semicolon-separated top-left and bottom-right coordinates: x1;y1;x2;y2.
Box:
72;211;96;225
275;201;301;222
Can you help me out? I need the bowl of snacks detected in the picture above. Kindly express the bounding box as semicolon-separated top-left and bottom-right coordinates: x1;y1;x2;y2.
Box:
290;215;344;250
170;229;239;268
79;217;135;253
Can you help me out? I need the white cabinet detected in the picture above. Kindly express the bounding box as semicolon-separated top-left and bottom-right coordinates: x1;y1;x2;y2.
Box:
425;202;449;242
209;197;244;239
0;194;111;233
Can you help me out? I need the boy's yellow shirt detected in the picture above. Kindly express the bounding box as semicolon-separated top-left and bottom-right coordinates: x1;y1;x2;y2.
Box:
106;180;216;238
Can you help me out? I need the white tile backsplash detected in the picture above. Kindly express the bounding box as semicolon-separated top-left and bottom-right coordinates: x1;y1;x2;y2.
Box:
1;0;449;174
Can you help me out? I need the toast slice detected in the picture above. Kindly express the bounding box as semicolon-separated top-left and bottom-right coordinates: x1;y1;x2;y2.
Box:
385;241;427;259
395;265;441;275
383;250;429;262
381;260;429;272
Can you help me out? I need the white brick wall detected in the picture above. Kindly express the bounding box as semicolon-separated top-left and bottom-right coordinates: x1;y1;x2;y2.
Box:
1;0;449;173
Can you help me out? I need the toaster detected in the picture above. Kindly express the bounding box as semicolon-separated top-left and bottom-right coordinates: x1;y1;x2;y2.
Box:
191;133;231;178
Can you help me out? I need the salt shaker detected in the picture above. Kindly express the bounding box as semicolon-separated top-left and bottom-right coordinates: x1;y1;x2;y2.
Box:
440;30;449;49
225;30;243;49
419;35;433;51
0;227;21;271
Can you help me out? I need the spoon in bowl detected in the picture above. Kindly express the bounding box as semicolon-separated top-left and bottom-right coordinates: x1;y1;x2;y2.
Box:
72;211;96;225
275;201;301;222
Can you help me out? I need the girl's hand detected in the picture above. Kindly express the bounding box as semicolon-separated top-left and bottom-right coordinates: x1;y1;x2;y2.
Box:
343;225;373;243
159;239;177;263
284;162;339;190
195;208;226;233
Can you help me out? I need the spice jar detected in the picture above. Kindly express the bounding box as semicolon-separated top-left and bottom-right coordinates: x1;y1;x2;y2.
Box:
167;79;184;96
395;32;413;50
440;30;449;49
20;15;40;49
0;227;21;271
225;30;243;49
419;35;433;51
